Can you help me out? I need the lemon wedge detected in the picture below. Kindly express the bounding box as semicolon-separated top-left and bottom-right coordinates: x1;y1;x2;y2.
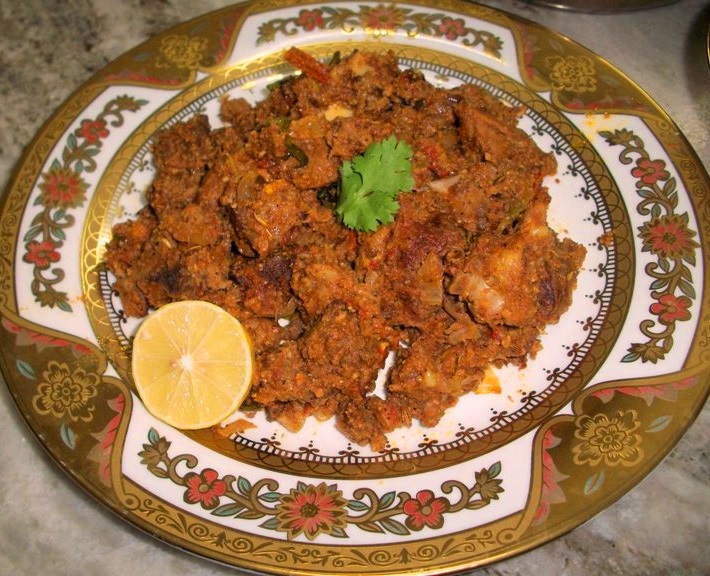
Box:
131;300;254;429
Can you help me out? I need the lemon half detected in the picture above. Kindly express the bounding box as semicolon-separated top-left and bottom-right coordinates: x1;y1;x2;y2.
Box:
131;300;254;429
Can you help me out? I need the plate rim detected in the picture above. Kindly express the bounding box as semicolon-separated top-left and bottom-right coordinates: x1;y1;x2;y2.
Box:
0;1;708;574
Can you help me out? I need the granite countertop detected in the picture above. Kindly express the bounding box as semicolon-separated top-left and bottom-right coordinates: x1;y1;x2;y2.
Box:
0;1;708;575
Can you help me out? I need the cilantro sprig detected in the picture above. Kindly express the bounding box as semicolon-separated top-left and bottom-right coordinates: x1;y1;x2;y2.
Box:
335;136;414;232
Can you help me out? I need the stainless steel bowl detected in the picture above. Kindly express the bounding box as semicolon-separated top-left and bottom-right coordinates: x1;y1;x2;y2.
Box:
526;0;680;12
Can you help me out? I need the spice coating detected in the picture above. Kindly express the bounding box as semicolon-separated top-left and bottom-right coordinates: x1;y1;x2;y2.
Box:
104;49;586;450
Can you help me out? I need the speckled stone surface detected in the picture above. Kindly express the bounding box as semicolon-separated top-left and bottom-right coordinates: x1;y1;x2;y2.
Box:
0;1;708;575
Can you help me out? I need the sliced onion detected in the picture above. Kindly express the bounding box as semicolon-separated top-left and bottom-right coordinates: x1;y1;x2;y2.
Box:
449;271;505;315
428;175;460;193
324;103;353;121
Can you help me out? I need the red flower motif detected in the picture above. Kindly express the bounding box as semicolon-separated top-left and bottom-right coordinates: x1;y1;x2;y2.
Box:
38;166;89;209
75;118;109;143
637;213;699;260
649;293;692;324
402;489;449;531
183;468;227;509
274;482;348;540
631;158;669;186
438;17;466;40
297;9;325;31
360;5;405;31
23;240;60;269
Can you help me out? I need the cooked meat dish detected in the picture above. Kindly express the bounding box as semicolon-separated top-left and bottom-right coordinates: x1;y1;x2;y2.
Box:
104;48;586;450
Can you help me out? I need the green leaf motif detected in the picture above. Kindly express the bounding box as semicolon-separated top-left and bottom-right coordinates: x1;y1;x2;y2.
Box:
236;509;266;520
260;491;281;503
379;517;410;536
357;521;385;534
488;461;502;478
259;517;280;530
347;500;370;512
679;278;696;299
23;225;42;242
647;415;672;433
237;475;252;496
147;427;161;445
379;490;396;509
621;351;641;363
17;359;35;380
213;503;245;517
650;278;667;291
330;526;349;538
60;423;76;449
583;471;605;496
50;227;66;242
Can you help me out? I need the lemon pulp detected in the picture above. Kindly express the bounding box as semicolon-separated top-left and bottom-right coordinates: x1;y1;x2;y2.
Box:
131;300;253;429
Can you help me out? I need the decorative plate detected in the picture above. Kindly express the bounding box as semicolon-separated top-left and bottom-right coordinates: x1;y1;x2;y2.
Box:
1;1;708;574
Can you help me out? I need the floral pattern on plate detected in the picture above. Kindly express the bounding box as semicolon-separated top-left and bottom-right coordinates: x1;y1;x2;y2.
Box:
0;1;708;575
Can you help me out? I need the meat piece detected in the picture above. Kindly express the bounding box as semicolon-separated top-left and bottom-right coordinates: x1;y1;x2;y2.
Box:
104;208;156;279
299;302;386;400
220;96;256;137
222;175;309;257
147;115;214;215
449;194;586;327
388;332;487;427
161;204;230;246
287;114;340;189
231;253;295;318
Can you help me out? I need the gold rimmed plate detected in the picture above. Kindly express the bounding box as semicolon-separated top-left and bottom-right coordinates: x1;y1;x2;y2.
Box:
1;1;708;574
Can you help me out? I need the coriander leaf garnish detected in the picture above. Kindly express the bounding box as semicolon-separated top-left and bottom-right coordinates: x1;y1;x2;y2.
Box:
335;136;414;232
